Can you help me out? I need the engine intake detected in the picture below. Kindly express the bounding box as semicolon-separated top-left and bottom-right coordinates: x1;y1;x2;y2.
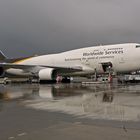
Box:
38;68;57;80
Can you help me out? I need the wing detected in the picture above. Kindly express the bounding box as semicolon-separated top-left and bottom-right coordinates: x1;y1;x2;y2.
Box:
0;63;83;73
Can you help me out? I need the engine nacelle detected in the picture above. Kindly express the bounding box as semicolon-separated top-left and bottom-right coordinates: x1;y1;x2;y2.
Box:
38;68;57;80
0;67;5;77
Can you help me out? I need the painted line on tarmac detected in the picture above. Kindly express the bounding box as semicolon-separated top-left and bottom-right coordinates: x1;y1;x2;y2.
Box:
17;132;27;137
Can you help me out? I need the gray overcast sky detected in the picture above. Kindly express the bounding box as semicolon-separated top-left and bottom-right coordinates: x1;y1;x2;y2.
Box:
0;0;140;57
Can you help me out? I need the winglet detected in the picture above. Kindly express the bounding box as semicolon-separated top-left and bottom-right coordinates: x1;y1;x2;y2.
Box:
0;50;7;60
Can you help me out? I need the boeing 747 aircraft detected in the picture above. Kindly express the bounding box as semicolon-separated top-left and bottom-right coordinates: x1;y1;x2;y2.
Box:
0;43;140;81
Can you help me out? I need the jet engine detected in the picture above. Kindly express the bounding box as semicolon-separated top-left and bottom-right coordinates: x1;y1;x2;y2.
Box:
38;68;57;80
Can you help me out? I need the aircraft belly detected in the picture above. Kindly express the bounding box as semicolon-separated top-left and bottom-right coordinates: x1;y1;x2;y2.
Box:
60;71;95;76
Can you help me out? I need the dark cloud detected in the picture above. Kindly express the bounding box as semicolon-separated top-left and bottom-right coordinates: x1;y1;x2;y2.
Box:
0;0;140;57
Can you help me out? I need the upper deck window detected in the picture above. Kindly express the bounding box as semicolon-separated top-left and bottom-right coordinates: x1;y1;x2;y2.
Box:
136;45;140;48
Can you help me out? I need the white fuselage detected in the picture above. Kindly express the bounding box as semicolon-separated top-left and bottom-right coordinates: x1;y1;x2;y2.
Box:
6;43;140;76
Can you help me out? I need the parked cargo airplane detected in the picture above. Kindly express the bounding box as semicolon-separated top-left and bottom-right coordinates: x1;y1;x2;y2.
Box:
0;43;140;81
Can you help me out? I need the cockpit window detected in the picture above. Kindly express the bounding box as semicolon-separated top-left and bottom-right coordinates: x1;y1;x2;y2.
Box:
136;45;140;48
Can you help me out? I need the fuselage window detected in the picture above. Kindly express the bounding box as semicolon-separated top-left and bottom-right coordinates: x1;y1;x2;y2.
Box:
136;45;140;48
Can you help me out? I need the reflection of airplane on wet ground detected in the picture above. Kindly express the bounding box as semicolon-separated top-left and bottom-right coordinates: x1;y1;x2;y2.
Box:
0;83;109;100
1;83;140;121
0;43;140;82
0;84;87;100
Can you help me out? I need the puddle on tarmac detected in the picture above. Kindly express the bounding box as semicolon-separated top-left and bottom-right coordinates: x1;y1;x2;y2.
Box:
0;83;140;121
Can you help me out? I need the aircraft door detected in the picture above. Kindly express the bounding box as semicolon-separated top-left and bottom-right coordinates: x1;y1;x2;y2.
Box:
101;62;113;73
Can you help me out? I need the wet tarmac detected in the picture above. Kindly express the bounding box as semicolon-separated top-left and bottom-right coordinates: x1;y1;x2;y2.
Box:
0;83;140;139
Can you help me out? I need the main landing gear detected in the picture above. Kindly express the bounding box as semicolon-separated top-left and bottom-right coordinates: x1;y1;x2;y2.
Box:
56;76;71;83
